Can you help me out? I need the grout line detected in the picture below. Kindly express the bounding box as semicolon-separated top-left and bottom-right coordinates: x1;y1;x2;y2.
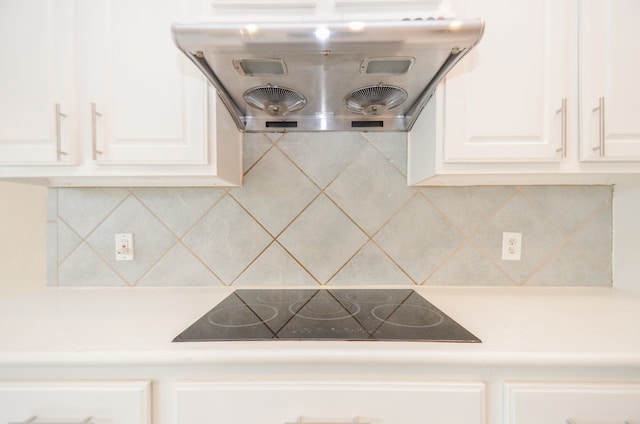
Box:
468;237;518;286
275;132;368;191
82;240;131;287
53;188;60;287
457;188;521;286
359;238;417;285
228;238;277;286
55;216;85;267
520;238;569;287
517;187;606;286
361;131;408;178
169;190;232;286
518;187;570;237
561;200;612;283
79;190;132;243
243;133;278;176
418;238;468;286
365;193;420;284
56;188;133;282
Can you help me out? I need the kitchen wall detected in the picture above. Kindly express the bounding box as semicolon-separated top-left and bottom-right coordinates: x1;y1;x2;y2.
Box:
47;132;613;287
0;181;47;291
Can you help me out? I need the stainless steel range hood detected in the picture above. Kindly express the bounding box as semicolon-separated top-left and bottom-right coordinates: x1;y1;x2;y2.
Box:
172;19;484;132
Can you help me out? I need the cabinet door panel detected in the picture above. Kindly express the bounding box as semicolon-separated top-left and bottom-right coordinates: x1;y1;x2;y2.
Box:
78;0;208;164
580;0;640;160
176;381;485;424
505;382;640;424
443;0;570;162
0;381;151;424
0;0;75;164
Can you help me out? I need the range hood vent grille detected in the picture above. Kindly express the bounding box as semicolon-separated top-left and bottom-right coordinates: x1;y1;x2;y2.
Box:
344;84;408;116
243;85;307;117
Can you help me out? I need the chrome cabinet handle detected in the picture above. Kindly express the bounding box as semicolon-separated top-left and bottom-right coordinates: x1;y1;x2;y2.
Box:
555;98;567;158
91;102;103;160
592;96;605;156
10;416;93;424
287;418;370;424
55;103;68;161
567;418;631;424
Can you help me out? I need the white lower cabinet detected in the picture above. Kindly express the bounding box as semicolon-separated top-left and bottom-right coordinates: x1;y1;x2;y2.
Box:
175;380;485;424
504;382;640;424
0;380;151;424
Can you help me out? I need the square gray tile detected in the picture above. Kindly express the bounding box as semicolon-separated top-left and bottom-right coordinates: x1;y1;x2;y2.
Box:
326;144;414;236
278;132;367;188
134;187;225;237
374;194;464;283
184;195;273;284
472;192;565;285
278;194;368;283
86;196;177;284
231;147;319;236
234;242;318;286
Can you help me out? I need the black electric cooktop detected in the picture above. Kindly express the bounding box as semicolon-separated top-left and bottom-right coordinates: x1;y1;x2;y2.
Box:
173;289;481;343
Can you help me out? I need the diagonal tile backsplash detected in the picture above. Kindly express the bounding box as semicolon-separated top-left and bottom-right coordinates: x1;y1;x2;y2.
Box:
47;132;613;287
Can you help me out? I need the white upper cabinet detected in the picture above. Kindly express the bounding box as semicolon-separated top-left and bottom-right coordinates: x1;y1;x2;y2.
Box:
408;0;640;184
77;0;209;165
579;0;640;161
443;0;571;162
202;0;453;21
0;0;242;186
0;0;76;165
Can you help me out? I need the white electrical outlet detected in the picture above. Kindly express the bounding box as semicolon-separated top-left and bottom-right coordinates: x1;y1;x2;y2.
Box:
502;232;522;261
115;233;134;261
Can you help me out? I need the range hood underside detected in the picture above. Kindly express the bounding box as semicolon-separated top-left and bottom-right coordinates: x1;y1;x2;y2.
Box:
173;20;484;132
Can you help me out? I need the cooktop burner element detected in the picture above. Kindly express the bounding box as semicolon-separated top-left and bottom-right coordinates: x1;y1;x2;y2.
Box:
173;289;481;343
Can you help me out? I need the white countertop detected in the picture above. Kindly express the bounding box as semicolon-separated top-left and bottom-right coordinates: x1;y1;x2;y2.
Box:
1;285;640;368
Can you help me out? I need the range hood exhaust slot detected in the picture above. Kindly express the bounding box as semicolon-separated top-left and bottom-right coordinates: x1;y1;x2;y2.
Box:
352;121;384;128
266;121;298;128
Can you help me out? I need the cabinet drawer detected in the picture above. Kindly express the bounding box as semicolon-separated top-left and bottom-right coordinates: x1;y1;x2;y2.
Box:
0;381;151;424
176;380;485;424
505;382;640;424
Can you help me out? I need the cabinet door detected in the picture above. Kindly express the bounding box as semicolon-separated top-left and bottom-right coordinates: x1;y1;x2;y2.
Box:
443;0;571;162
0;0;76;165
332;0;453;20
580;0;640;161
203;0;452;22
505;382;640;424
77;0;209;164
204;0;317;21
176;381;485;424
0;381;151;424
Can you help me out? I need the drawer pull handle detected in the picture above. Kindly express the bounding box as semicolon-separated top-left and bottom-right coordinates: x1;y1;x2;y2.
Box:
591;96;605;156
567;419;631;424
9;416;93;424
91;102;103;160
55;103;68;161
286;417;370;424
555;97;567;158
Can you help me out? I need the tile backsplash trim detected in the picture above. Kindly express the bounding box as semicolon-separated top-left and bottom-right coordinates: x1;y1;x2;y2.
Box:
47;132;612;287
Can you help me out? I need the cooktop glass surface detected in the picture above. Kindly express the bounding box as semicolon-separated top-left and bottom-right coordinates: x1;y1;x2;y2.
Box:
173;289;481;342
